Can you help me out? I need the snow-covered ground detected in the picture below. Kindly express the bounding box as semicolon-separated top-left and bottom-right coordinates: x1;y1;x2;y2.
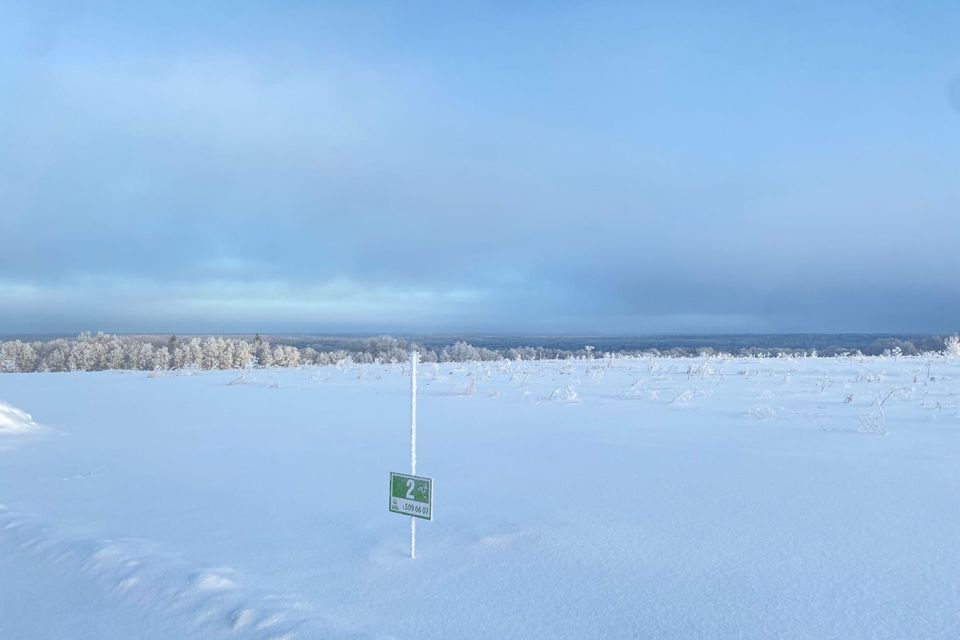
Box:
1;356;958;639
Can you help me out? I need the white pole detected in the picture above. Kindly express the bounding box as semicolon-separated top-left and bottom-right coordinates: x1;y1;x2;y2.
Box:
410;350;418;559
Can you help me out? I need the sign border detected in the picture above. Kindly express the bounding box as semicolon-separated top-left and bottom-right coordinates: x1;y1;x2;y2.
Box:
388;471;434;521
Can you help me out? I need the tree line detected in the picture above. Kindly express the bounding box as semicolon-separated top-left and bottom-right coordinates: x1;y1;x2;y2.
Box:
0;333;507;372
0;333;957;373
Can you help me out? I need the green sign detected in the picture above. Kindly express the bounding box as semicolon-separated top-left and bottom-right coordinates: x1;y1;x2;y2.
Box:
389;472;433;520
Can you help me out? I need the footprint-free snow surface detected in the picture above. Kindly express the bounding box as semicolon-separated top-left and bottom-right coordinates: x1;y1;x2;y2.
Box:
1;356;958;639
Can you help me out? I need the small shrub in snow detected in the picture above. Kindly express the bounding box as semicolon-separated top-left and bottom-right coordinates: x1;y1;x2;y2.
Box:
548;386;579;402
669;388;698;406
621;380;644;398
746;405;776;420
621;381;659;400
227;374;249;386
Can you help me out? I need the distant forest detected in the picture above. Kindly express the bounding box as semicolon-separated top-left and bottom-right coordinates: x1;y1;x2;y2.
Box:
0;333;957;373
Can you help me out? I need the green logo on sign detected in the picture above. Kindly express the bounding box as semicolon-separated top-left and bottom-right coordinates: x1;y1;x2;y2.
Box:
389;472;433;520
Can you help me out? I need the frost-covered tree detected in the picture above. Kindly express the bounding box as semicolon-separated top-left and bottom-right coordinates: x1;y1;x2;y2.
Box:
201;337;229;369
174;338;204;369
301;347;319;365
41;339;71;372
0;345;15;373
100;334;126;370
272;345;301;367
945;335;960;358
0;340;37;372
230;340;255;369
67;340;96;372
253;334;273;367
151;345;171;370
442;342;479;362
130;343;156;370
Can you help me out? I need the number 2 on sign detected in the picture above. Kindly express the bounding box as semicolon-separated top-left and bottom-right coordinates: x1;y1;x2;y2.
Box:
405;478;415;499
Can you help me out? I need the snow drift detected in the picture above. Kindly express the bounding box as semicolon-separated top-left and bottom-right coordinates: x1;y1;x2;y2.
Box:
0;401;41;437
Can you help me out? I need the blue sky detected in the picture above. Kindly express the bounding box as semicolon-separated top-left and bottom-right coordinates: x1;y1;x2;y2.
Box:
1;1;958;334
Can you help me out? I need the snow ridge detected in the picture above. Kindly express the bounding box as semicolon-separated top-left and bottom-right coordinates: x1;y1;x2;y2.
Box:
0;506;373;640
0;401;47;450
0;401;41;436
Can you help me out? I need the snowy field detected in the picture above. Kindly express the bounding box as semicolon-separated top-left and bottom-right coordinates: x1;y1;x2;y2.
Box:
1;356;959;639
